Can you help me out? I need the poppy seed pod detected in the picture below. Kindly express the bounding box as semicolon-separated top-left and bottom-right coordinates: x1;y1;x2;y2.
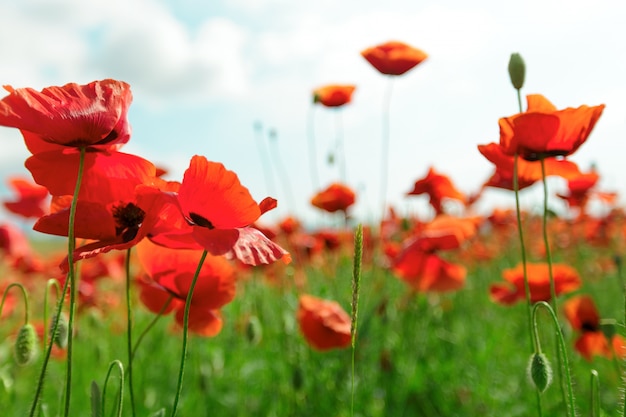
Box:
508;53;526;90
527;352;552;393
14;323;38;366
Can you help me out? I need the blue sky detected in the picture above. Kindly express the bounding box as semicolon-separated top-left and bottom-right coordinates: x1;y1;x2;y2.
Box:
1;0;625;226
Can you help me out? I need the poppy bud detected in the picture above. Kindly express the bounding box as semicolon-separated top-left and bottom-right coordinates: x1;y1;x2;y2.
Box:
49;313;69;349
527;352;552;393
14;323;38;366
245;315;263;345
508;53;526;90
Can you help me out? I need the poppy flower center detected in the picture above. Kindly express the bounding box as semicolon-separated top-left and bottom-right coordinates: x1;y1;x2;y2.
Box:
112;203;146;241
189;212;215;229
581;321;598;332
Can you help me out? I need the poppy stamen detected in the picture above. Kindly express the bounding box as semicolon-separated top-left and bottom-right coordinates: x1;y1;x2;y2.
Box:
113;202;146;241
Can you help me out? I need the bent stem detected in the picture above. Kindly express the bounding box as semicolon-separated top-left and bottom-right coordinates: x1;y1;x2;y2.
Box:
1;282;30;324
170;249;208;417
102;360;125;417
532;302;577;417
29;146;86;417
125;248;136;417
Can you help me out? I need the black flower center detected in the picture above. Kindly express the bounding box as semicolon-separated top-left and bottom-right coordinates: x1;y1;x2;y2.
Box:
112;203;146;241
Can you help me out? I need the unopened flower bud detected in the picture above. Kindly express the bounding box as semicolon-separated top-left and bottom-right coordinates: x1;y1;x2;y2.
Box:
50;313;69;349
14;323;38;366
527;352;552;393
508;53;526;90
245;316;263;345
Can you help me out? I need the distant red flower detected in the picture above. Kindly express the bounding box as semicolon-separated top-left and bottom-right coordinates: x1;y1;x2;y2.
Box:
499;94;605;161
407;167;465;214
297;294;351;351
311;183;356;213
361;41;428;76
3;176;49;219
564;295;626;361
0;223;43;273
478;143;582;191
313;85;356;107
490;262;581;305
391;216;476;292
178;155;290;265
0;79;132;150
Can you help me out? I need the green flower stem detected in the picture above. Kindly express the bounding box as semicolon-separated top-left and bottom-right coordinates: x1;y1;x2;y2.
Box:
513;154;543;417
590;369;600;417
1;282;30;324
617;256;626;417
307;106;320;191
539;158;558;311
43;279;61;357
125;248;136;417
532;302;577;417
131;295;174;361
29;146;86;417
379;76;394;218
102;360;125;417
170;249;208;417
350;224;363;417
335;110;346;183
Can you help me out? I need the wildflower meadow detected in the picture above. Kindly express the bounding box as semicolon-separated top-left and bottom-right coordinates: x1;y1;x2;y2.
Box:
2;40;626;417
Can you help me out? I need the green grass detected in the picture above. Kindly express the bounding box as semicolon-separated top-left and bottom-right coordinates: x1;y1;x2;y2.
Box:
2;231;626;417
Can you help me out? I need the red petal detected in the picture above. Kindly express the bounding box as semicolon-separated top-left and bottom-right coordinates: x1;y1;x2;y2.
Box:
226;227;291;266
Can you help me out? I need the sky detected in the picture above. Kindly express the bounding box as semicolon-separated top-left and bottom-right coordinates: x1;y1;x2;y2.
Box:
1;0;625;227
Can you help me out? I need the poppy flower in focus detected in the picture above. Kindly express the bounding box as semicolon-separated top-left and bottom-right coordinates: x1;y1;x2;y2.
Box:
490;262;581;305
3;176;49;219
26;149;158;206
311;183;356;213
178;155;290;265
313;85;356;108
478;143;582;191
564;295;626;361
297;294;351;351
407;167;465;215
498;94;605;161
0;80;132;150
361;41;428;76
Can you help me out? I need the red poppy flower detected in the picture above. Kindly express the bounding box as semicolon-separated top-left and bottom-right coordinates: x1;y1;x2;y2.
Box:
361;41;428;76
478;143;582;191
0;79;132;149
137;239;236;311
407;167;465;214
498;94;605;161
391;216;475;292
392;250;466;292
297;294;351;351
25;149;157;205
177;155;290;265
490;262;581;305
563;295;625;361
313;85;356;107
0;223;43;273
311;183;356;213
138;279;223;337
3;176;49;219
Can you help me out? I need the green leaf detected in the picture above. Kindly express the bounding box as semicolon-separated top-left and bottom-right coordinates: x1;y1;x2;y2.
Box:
91;381;102;417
